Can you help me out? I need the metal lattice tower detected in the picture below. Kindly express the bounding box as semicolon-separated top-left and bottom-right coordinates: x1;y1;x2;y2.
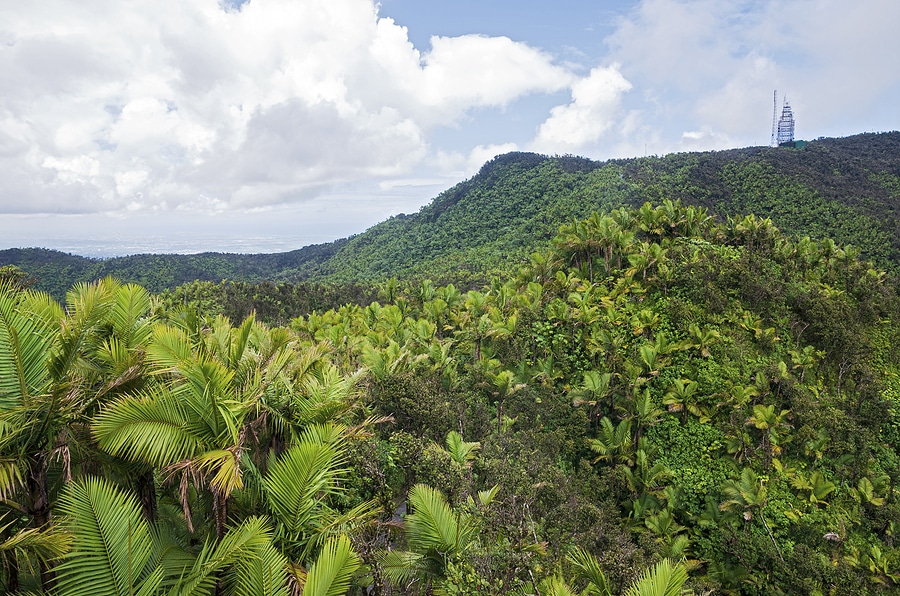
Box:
776;97;795;145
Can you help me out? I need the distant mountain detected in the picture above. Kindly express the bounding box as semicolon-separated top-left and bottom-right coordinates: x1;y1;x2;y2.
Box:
0;238;350;300
3;131;899;297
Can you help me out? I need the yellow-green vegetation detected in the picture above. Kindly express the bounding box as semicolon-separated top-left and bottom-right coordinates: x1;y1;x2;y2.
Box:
1;202;899;594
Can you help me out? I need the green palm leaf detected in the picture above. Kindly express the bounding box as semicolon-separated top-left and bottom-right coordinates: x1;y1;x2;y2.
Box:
227;536;290;596
106;283;153;350
171;516;275;596
53;278;117;381
0;288;56;408
264;440;345;537
567;546;612;596
0;513;70;582
379;549;432;585
538;575;579;596
93;388;201;467
623;558;688;596
406;484;474;556
445;431;480;465
303;534;361;596
55;476;163;596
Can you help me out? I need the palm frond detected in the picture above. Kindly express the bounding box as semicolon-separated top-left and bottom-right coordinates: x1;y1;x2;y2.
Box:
0;454;26;499
537;575;578;596
264;441;346;536
303;534;361;596
172;516;274;595
0;514;70;578
567;546;612;596
93;389;201;467
194;447;244;497
0;288;56;408
445;431;480;465
227;537;290;596
55;476;162;596
107;283;153;350
406;484;474;556
147;324;195;373
379;549;432;585
623;558;689;596
52;278;117;381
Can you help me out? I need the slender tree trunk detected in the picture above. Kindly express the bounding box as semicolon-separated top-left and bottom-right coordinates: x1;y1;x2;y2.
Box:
136;469;157;523
213;489;228;596
27;458;53;589
213;489;228;543
760;514;784;563
5;557;19;593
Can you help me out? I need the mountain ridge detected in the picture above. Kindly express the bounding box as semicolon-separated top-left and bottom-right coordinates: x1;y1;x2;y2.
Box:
3;131;899;297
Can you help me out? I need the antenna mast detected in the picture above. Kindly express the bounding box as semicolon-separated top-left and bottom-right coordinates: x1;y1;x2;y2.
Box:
770;90;778;147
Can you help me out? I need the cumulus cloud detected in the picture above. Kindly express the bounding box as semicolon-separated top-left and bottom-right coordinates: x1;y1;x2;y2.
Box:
530;65;632;153
0;0;573;215
431;142;521;180
604;0;900;153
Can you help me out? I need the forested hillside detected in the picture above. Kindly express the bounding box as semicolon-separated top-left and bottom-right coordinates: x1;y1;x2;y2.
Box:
3;132;899;298
1;202;899;594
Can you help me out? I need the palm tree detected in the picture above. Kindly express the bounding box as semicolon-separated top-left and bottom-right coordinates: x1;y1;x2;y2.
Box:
55;476;289;596
570;370;614;428
380;484;479;591
445;431;480;466
0;514;69;593
530;550;690;596
0;278;145;589
260;432;376;572
719;468;783;563
93;315;284;542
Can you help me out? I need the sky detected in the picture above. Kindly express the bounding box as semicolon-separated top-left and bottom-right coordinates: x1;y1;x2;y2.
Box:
1;0;898;257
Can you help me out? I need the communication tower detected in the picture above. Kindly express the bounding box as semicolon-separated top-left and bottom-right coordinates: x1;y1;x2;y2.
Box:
771;90;795;146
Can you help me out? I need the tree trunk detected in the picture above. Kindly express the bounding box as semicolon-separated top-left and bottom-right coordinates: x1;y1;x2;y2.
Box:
27;458;53;589
135;469;157;523
5;557;19;593
213;489;228;596
213;489;228;543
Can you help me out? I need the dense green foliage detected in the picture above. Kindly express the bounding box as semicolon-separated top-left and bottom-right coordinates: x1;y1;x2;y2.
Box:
1;202;899;594
4;132;900;298
156;279;379;327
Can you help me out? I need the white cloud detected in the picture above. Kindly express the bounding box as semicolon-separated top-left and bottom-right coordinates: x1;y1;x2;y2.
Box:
603;0;900;151
2;0;898;254
418;35;573;114
0;0;573;215
431;143;521;180
530;65;632;153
